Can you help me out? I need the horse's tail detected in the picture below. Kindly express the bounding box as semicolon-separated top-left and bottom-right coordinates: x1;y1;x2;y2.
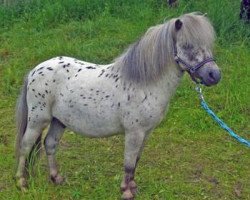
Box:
15;76;42;165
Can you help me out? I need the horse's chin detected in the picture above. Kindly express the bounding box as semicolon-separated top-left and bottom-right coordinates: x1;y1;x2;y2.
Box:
201;77;219;87
201;81;213;87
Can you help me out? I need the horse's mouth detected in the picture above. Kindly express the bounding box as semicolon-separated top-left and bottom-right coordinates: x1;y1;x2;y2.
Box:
201;75;221;86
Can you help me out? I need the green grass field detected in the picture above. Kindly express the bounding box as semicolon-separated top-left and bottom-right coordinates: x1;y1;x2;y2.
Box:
0;0;249;199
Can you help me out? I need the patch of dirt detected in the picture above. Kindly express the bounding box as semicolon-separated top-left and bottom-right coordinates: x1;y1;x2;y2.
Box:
0;183;7;192
0;49;10;58
207;176;219;185
191;165;225;198
234;181;243;198
190;164;220;184
190;164;203;182
0;134;9;146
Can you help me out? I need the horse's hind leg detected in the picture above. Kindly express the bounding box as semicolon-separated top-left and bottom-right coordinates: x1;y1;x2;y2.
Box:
16;121;47;191
44;118;65;184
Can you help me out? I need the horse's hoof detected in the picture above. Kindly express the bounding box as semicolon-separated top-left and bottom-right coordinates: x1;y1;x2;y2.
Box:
20;186;28;193
128;181;137;195
121;189;134;200
50;174;64;185
16;177;28;192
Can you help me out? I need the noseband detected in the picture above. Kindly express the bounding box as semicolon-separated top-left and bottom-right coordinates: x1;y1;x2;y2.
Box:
174;49;215;83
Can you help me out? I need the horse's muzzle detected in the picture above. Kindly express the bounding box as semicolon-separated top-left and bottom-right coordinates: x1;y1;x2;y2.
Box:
202;68;221;86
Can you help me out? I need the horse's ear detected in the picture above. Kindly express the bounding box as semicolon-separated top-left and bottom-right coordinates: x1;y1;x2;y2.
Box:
175;19;183;31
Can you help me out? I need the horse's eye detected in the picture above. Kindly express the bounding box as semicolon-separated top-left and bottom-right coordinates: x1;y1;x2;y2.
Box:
182;44;194;50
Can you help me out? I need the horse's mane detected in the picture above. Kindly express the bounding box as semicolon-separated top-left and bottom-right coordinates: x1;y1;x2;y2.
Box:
115;12;215;84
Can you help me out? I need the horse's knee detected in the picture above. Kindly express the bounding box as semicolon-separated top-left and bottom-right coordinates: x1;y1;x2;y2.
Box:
44;118;65;155
44;136;57;155
19;142;33;155
19;133;39;155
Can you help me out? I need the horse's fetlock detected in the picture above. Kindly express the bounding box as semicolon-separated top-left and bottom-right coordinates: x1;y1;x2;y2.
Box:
16;177;28;192
50;174;64;185
129;182;137;196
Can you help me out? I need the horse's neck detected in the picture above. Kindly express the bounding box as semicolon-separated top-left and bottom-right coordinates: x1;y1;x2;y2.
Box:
163;66;183;92
114;63;183;105
148;65;183;100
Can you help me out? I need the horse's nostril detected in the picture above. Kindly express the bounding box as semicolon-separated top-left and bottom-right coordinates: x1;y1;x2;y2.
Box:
209;71;215;80
208;69;221;84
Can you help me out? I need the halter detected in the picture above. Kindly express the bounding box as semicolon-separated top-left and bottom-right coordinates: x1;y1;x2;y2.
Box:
174;48;215;83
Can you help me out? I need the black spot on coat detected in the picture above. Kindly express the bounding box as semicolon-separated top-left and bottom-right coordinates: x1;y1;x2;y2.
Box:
98;69;105;77
37;67;44;71
31;70;36;76
86;66;96;69
142;95;147;103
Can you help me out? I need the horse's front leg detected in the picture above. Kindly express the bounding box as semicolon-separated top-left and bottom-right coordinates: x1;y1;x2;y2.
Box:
121;131;145;200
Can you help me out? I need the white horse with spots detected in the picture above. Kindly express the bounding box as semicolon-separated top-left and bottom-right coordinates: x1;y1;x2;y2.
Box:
16;12;221;199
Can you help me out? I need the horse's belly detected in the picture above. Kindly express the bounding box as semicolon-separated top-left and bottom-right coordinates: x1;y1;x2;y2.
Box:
52;104;123;137
68;116;123;137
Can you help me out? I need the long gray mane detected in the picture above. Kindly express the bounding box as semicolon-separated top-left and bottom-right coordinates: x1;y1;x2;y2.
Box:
115;12;215;84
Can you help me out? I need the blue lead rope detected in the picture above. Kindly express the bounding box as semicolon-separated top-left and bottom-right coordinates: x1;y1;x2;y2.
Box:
195;85;250;148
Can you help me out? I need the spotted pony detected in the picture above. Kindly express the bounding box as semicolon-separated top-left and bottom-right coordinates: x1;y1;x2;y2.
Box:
15;12;221;199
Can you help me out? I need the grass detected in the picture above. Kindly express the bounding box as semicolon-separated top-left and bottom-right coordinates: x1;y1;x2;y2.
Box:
0;0;249;199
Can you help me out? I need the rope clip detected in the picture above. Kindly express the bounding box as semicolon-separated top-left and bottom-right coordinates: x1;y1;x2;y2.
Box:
195;84;204;101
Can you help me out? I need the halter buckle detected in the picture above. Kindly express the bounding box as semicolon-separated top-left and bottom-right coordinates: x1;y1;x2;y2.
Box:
189;67;196;74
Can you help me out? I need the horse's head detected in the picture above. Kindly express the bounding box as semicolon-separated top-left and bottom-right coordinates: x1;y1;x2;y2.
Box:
173;13;221;86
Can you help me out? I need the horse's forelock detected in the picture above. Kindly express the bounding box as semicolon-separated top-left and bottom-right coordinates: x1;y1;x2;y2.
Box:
178;14;215;48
